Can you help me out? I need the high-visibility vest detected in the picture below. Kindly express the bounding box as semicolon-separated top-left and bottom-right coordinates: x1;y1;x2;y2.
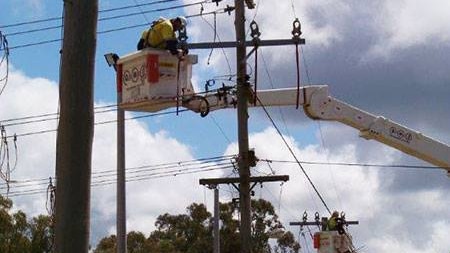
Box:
141;19;176;49
327;217;338;231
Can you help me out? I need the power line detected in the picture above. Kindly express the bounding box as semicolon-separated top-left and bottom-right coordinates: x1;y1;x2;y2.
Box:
4;1;208;37
98;1;206;22
5;9;225;50
0;155;235;188
1;105;117;127
6;166;233;197
0;0;182;29
132;0;152;24
1;85;233;138
3;155;237;197
256;96;333;215
0;163;232;194
5;109;190;139
260;159;444;170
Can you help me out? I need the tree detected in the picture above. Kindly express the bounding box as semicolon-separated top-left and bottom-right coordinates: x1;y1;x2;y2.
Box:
94;199;301;253
0;195;54;253
148;203;213;253
94;235;116;253
30;215;54;253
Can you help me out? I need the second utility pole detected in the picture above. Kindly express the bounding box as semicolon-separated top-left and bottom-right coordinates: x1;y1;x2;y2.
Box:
235;0;252;252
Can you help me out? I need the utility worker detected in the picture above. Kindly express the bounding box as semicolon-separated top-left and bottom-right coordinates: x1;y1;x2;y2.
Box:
327;211;339;231
137;16;188;55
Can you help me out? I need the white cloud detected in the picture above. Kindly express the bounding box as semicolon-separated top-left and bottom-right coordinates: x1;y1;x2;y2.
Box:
9;0;46;18
223;126;449;252
367;0;450;58
0;67;225;242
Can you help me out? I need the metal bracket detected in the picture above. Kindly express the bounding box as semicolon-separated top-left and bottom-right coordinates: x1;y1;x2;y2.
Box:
225;5;235;15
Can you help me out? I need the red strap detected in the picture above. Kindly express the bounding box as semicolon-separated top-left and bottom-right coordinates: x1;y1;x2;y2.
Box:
313;233;320;249
295;43;301;109
116;64;123;93
147;54;159;83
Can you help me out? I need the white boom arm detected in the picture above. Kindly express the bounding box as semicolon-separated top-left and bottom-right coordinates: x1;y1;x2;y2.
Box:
182;85;450;174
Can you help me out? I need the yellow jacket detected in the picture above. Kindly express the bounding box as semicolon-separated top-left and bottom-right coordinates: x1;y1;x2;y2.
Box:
141;18;176;49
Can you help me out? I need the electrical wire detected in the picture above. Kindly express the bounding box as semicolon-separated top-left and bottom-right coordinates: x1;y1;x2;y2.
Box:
0;104;117;124
1;108;117;127
6;109;190;139
0;31;10;96
200;9;233;76
0;0;186;29
1;84;234;139
0;155;234;188
6;165;233;197
6;9;225;51
256;96;333;215
209;115;233;145
259;159;445;170
98;1;206;22
4;1;209;37
132;0;152;24
1;80;228;126
1;164;234;193
260;48;291;136
290;0;298;19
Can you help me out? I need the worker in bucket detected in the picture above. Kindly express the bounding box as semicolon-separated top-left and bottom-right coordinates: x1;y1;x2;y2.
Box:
137;16;188;55
327;211;340;231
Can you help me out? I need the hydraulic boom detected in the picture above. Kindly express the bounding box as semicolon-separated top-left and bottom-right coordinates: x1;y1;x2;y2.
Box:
182;85;450;175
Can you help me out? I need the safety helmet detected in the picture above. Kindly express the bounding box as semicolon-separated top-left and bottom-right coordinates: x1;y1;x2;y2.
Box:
176;16;187;27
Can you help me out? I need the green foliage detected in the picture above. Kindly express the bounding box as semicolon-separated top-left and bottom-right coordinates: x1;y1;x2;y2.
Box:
0;196;300;253
0;195;53;253
94;235;116;253
94;199;301;253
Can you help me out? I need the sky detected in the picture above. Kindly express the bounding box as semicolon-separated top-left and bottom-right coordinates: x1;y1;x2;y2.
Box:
1;0;450;252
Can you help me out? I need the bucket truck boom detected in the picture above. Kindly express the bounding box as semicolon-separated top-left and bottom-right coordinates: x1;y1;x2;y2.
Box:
115;49;450;175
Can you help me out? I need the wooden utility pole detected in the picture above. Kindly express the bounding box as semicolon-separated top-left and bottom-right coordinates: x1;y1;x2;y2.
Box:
234;0;252;252
54;0;98;252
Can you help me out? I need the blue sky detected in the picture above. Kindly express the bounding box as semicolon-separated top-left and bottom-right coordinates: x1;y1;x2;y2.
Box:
1;0;450;252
